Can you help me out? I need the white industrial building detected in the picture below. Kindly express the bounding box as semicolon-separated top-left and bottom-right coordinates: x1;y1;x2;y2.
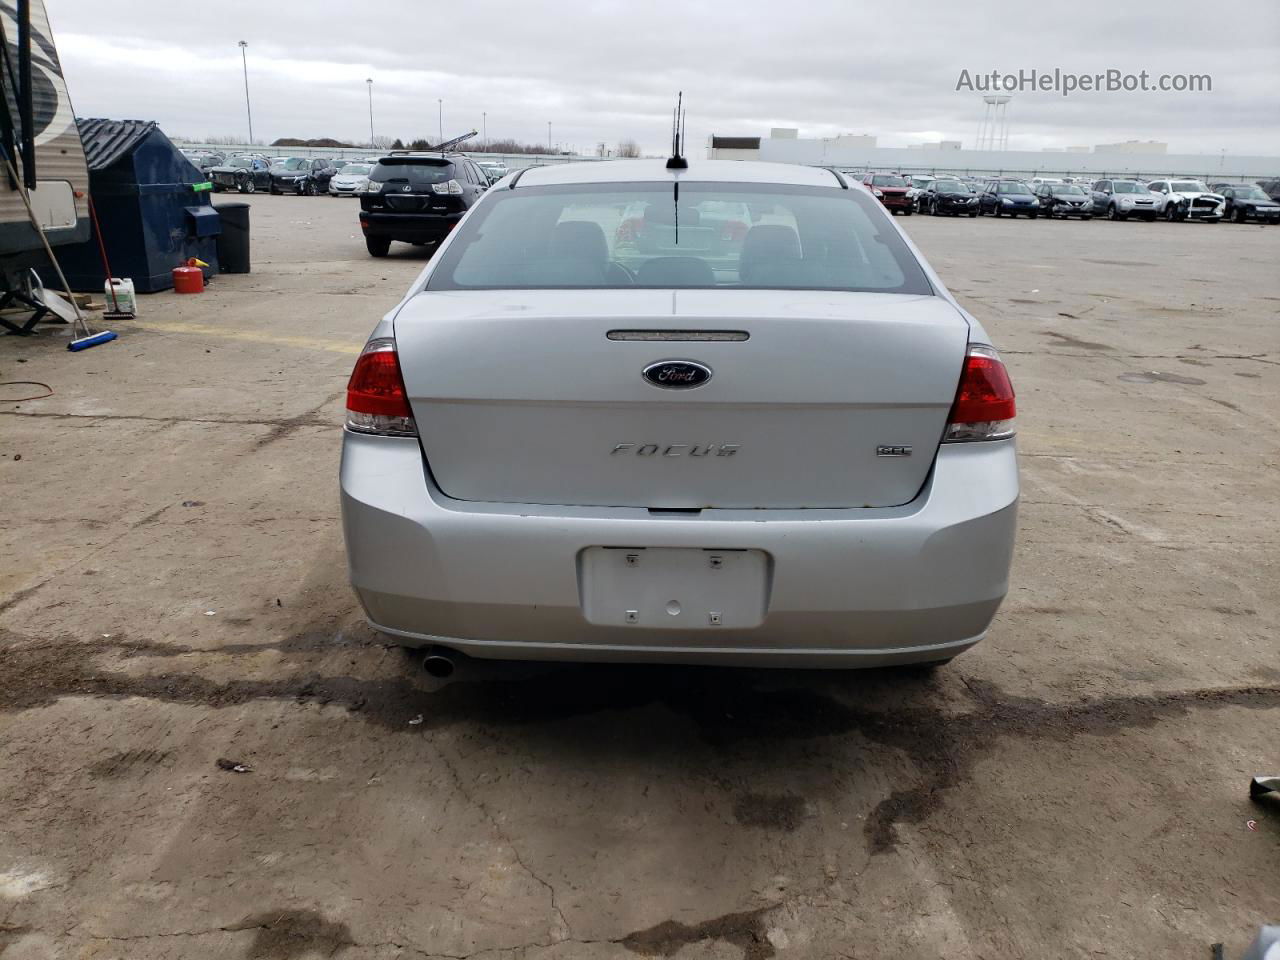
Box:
1094;140;1169;155
706;129;1277;179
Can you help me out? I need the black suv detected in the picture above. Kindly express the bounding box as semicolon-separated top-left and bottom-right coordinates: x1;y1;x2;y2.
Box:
270;157;337;195
358;153;490;256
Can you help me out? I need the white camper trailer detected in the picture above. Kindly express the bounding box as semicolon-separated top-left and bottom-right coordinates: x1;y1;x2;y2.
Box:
1;0;91;330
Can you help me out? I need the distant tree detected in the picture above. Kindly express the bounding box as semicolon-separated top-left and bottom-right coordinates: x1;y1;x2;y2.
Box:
390;138;405;150
271;136;356;148
481;138;565;156
372;135;397;149
409;138;432;151
615;139;641;158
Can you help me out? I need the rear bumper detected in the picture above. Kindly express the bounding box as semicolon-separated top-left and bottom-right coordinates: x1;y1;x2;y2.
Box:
339;436;1019;666
359;210;463;241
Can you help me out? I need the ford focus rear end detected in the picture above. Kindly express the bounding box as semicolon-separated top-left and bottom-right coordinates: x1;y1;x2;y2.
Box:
340;160;1018;667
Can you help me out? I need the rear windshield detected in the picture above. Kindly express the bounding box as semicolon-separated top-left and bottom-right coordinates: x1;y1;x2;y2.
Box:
370;161;454;184
426;182;931;294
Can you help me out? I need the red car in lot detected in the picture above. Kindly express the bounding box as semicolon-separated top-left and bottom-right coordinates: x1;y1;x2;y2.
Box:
860;173;913;215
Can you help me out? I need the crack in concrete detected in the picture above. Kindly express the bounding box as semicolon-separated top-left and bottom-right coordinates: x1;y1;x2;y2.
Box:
254;390;345;449
430;742;573;944
0;504;172;615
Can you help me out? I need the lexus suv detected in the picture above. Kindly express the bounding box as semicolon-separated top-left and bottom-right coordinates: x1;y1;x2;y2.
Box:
358;153;491;256
341;160;1019;668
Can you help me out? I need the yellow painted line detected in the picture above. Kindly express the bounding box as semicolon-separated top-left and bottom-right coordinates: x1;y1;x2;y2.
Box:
127;319;362;355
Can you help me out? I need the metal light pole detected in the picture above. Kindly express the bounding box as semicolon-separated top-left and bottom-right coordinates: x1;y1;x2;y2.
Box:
437;99;443;146
366;78;374;146
482;112;486;148
237;41;253;145
547;121;551;153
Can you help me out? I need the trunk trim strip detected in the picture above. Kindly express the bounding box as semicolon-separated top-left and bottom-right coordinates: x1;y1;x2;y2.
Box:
607;330;749;342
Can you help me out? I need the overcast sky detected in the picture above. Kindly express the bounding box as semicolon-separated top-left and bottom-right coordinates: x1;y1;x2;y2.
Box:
46;0;1280;157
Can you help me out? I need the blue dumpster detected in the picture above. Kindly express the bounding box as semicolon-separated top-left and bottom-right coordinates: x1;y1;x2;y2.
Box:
51;119;220;292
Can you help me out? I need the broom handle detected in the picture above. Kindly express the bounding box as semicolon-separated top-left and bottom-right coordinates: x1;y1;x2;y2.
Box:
87;194;119;311
2;149;88;332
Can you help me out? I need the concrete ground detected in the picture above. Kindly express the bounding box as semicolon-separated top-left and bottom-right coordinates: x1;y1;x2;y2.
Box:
2;194;1278;959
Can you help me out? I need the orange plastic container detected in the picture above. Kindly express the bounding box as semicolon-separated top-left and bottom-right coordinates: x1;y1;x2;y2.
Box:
172;265;204;294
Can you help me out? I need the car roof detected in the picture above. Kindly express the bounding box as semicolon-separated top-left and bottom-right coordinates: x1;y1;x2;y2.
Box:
514;159;843;189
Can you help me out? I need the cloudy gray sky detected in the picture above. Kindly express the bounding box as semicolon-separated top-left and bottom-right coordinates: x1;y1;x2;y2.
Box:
46;0;1280;156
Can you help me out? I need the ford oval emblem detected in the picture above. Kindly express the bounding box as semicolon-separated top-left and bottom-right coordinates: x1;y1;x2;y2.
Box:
642;360;712;389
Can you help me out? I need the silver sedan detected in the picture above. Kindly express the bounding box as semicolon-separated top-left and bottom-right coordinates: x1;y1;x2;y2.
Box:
340;160;1018;669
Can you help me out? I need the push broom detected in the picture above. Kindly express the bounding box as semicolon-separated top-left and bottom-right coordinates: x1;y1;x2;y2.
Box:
89;195;134;322
2;151;116;350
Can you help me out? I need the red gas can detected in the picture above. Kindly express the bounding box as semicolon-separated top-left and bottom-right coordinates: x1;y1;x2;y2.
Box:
172;265;204;294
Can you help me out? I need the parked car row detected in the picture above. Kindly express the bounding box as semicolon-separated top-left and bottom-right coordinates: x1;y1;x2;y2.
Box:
857;171;1279;225
203;150;512;196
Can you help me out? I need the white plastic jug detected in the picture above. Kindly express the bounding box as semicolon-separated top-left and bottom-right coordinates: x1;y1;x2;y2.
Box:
104;278;136;315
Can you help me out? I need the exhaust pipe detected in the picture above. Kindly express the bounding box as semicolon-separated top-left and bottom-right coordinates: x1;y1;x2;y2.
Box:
422;647;457;679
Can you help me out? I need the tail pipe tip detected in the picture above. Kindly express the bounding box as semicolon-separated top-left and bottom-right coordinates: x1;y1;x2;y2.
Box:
422;648;456;679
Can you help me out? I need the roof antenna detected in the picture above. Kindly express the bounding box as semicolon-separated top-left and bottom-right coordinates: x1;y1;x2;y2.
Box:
666;92;687;169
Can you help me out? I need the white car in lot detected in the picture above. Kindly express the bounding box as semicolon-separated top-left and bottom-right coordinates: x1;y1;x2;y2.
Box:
329;162;373;197
340;159;1019;669
477;160;509;184
1145;178;1225;222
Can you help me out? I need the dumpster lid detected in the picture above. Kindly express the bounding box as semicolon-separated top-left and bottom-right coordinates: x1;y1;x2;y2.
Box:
78;119;158;171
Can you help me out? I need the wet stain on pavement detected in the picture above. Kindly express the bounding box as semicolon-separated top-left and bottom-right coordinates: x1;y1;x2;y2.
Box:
4;636;1280;856
227;909;354;958
621;906;776;959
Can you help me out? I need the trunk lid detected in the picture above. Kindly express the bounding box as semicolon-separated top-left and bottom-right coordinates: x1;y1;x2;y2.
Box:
394;289;969;509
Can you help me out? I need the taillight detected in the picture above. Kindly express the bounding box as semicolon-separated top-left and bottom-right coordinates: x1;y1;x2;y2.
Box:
345;338;417;437
431;179;464;195
944;344;1016;442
